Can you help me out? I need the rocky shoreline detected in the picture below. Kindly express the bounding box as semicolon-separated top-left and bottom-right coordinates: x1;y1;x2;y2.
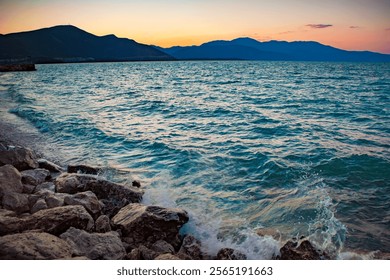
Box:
0;142;334;260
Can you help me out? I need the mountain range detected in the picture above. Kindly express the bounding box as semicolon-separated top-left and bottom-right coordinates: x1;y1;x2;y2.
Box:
0;25;172;63
1;25;390;63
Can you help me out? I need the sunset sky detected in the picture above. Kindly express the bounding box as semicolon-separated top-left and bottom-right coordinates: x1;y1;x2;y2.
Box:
1;0;389;54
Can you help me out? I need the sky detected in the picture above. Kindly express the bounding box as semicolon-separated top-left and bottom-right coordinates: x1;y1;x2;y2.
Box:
0;0;389;54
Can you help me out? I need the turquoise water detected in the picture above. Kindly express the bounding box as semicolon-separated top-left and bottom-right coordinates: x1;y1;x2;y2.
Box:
1;61;389;258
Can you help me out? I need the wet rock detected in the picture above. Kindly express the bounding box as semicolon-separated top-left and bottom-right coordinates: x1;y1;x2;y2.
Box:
0;231;73;260
216;248;247;260
21;168;50;186
0;165;23;201
2;192;30;214
67;164;102;175
278;240;329;260
112;203;189;245
37;158;63;173
34;182;56;193
155;253;181;260
151;240;175;255
64;191;101;219
132;180;141;188
0;145;38;171
95;215;111;233
55;173;143;216
0;205;94;236
30;198;48;214
125;248;141;260
178;235;202;260
60;227;126;260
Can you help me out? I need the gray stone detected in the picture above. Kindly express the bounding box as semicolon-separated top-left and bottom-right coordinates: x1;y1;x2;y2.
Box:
95;215;111;233
34;182;55;193
21;168;50;186
2;192;30;214
22;184;36;194
0;205;94;236
64;191;101;219
151;240;175;255
178;235;203;260
125;246;158;260
278;240;329;260
0;231;73;260
0;165;23;201
45;194;65;208
112;203;189;245
30;198;48;214
60;227;126;260
0;145;38;171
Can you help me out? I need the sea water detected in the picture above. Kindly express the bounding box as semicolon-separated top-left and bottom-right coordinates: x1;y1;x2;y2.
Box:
1;61;389;259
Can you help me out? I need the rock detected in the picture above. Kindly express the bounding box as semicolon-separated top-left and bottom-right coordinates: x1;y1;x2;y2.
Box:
21;169;50;186
132;180;141;188
22;184;36;194
2;192;30;214
67;164;102;175
0;145;38;171
155;253;181;260
37;158;63;172
34;182;56;193
125;248;141;260
55;173;143;216
60;227;126;260
95;215;111;233
64;191;101;219
45;194;65;208
0;165;23;201
151;240;175;255
0;205;94;236
0;231;73;260
125;246;158;260
30;198;48;214
178;235;202;260
278;240;329;260
216;248;247;260
112;203;189;245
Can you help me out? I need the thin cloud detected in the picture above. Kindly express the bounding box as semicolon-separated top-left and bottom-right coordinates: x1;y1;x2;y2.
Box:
349;26;361;29
306;24;333;29
279;30;294;35
386;28;390;31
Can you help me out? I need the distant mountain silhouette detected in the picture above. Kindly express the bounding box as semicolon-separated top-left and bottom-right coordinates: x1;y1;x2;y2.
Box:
0;25;172;63
157;37;390;62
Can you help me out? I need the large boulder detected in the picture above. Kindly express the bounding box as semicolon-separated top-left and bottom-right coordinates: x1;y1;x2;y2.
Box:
0;145;38;171
0;164;23;201
112;203;189;245
55;173;143;216
64;191;101;219
60;227;126;260
0;231;73;260
2;192;30;214
0;205;94;236
278;240;329;260
21;169;50;186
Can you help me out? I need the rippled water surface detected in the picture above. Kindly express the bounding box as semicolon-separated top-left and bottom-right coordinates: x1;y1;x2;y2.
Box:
1;61;389;258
